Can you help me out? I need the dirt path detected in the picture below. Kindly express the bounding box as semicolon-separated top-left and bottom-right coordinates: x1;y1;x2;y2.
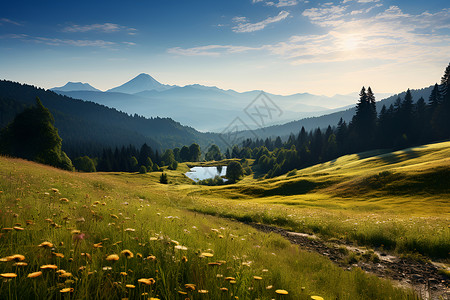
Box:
249;223;449;300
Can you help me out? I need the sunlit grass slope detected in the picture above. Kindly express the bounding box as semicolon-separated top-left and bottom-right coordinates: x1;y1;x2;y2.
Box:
0;157;417;299
170;141;450;259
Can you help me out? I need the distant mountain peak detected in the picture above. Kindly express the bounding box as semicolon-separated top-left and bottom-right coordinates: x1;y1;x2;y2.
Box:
107;73;169;94
51;82;100;92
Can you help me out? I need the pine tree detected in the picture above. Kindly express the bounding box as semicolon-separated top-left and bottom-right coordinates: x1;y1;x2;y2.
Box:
0;97;73;170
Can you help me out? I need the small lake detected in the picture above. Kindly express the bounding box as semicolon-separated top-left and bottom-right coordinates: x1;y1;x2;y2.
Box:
185;166;227;182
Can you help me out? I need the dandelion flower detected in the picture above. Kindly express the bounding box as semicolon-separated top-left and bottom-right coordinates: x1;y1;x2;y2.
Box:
52;252;64;258
311;297;324;300
59;198;69;202
9;254;25;261
13;262;28;267
275;289;289;295
185;283;196;291
174;245;188;251
178;291;187;295
27;271;42;278
220;287;228;292
124;228;135;232
200;252;213;258
121;250;133;258
0;273;17;278
120;272;128;276
13;226;24;231
225;277;236;281
198;289;208;294
93;242;103;248
59;272;73;278
102;266;112;271
138;278;155;285
60;288;74;293
253;276;263;280
38;241;54;248
41;264;58;270
146;255;156;261
106;254;119;261
266;285;273;290
126;284;135;289
51;188;59;193
181;256;188;263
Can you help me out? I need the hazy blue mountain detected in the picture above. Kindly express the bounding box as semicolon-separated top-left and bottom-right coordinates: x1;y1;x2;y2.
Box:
107;73;172;93
51;82;100;92
57;88;336;132
0;80;224;157
237;85;435;140
56;75;358;131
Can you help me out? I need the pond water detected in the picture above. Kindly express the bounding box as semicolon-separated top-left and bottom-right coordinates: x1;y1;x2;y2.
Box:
185;166;227;182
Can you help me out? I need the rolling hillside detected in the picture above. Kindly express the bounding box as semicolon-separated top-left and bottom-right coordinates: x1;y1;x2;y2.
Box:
0;80;223;157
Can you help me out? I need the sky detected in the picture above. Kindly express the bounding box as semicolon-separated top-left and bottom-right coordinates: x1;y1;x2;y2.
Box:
1;0;449;96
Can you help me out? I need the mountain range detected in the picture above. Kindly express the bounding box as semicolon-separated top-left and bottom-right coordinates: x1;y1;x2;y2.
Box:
1;80;223;157
238;85;435;140
51;74;376;132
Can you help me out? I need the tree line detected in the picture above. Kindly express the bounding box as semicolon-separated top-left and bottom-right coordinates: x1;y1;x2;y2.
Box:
222;63;450;178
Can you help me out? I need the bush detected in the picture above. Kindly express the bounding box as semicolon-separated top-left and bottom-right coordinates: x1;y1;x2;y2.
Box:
160;173;168;184
226;161;244;183
168;161;178;170
73;156;96;172
139;165;147;174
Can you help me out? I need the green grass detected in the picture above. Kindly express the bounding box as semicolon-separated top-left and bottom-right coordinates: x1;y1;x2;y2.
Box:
0;156;419;299
164;141;450;259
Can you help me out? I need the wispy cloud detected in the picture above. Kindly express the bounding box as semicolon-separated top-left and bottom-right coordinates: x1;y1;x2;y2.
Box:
266;0;298;7
343;0;380;3
0;33;123;48
0;18;22;26
62;23;137;35
168;45;258;56
232;11;290;33
169;4;450;68
275;5;450;64
252;0;300;7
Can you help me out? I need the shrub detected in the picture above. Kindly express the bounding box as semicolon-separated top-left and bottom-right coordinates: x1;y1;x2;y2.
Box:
139;165;147;174
160;173;168;184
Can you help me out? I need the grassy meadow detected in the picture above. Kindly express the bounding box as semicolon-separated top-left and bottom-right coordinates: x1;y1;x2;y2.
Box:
0;154;422;299
159;141;450;260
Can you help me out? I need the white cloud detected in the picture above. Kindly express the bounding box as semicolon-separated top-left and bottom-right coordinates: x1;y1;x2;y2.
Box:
62;23;137;35
0;33;119;48
343;0;379;3
169;5;450;69
266;0;298;7
232;11;290;33
274;5;450;64
168;45;258;56
0;18;22;26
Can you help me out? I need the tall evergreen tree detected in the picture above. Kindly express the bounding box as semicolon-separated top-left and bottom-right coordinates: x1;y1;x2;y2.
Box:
0;97;73;170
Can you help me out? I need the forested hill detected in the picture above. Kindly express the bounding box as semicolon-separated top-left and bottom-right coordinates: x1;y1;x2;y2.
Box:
242;85;435;139
0;80;221;157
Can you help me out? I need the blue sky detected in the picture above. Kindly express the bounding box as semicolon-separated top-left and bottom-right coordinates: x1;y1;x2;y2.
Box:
1;0;449;96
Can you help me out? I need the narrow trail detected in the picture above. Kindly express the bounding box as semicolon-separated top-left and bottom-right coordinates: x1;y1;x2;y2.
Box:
248;223;449;300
